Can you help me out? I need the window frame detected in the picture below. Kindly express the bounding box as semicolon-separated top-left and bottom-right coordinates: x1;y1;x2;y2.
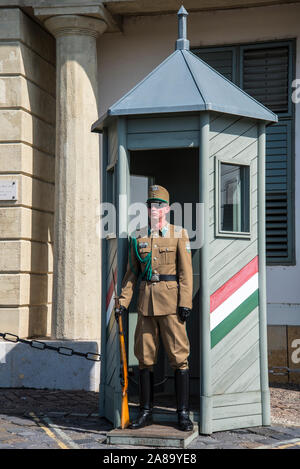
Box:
215;155;252;239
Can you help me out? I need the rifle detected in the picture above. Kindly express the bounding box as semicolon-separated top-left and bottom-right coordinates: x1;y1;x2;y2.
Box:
114;293;130;429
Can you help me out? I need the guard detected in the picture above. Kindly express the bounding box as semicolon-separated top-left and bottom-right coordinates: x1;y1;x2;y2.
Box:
115;185;193;431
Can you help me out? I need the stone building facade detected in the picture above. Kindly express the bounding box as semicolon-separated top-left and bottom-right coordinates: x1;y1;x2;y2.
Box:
0;8;55;338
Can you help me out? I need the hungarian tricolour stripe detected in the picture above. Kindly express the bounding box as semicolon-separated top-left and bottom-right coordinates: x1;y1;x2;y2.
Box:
106;269;116;326
210;256;259;348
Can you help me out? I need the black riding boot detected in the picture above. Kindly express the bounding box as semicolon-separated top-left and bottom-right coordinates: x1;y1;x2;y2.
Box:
129;368;154;429
175;369;193;432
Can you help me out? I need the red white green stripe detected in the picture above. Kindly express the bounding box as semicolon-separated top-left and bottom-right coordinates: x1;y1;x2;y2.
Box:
106;269;117;326
210;256;259;348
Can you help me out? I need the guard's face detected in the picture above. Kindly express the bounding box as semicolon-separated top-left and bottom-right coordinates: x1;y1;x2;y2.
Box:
147;201;170;225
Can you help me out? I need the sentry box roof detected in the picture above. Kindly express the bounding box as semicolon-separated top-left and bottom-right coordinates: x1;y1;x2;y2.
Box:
92;6;277;133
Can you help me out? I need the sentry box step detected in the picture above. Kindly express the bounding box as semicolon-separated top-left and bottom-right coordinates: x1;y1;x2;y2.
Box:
106;422;198;448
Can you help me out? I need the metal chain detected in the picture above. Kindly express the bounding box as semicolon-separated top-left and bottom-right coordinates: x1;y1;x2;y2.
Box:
3;331;299;372
0;332;101;362
269;366;300;376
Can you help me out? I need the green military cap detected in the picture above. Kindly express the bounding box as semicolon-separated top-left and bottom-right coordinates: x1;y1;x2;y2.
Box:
147;185;169;205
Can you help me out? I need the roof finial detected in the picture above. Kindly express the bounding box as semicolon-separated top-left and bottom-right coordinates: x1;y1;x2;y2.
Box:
176;6;190;50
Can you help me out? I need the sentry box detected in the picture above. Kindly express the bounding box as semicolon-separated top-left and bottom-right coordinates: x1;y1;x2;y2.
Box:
92;7;277;434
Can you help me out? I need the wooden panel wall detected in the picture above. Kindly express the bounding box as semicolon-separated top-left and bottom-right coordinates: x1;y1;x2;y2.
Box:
103;123;121;426
208;113;262;431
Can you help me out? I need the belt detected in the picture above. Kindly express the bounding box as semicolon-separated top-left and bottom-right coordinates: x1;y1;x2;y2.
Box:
147;274;178;283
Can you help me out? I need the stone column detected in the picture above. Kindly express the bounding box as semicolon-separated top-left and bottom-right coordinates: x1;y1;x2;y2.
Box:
43;15;107;340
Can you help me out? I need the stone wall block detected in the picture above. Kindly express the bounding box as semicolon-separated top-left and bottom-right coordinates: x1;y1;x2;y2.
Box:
0;240;53;274
0;207;53;243
0;76;55;125
0;8;55;64
0;273;51;306
0;42;55;95
0;305;51;338
0;110;55;155
0;144;55;183
0;174;54;213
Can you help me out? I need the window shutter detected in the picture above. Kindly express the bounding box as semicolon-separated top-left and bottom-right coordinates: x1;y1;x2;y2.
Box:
192;48;235;82
265;122;292;261
242;46;290;114
241;43;294;264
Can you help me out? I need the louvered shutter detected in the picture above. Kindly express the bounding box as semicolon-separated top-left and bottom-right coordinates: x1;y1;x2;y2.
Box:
242;46;290;114
265;122;292;261
192;48;235;81
241;43;294;264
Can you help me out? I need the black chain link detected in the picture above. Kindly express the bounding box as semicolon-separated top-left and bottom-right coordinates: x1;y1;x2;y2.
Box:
0;332;101;362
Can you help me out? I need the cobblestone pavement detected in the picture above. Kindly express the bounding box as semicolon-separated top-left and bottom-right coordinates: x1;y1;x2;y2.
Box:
0;388;299;450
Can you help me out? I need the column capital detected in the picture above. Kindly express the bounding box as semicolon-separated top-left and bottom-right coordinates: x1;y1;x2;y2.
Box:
43;14;107;38
34;3;120;34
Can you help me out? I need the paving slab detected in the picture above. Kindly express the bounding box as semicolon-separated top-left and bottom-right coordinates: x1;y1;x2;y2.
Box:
0;388;299;449
247;426;299;440
256;438;300;449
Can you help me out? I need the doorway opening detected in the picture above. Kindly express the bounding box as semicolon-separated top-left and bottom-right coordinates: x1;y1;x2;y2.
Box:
127;147;200;417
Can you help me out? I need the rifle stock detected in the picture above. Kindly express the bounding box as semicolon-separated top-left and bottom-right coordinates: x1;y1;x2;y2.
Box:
115;296;130;429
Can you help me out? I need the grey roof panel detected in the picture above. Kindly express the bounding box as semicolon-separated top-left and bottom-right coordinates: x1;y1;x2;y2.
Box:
182;50;278;122
109;51;204;115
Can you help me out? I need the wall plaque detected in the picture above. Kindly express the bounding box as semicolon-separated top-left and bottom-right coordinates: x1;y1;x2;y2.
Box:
0;180;18;201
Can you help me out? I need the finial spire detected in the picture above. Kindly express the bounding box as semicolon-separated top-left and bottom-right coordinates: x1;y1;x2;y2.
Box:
176;5;190;50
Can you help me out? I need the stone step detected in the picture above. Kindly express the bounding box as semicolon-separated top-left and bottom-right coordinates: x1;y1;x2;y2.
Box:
106;422;199;448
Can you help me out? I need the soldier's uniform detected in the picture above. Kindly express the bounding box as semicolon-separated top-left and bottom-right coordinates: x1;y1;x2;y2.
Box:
117;185;194;431
119;222;193;371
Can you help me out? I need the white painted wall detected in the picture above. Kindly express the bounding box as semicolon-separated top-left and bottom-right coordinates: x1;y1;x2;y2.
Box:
97;3;300;326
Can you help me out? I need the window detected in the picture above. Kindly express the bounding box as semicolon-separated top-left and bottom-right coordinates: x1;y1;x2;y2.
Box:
193;40;295;264
216;158;251;238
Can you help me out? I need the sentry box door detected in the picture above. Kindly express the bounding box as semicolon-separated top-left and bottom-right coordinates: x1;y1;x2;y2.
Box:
100;116;203;428
127;146;201;417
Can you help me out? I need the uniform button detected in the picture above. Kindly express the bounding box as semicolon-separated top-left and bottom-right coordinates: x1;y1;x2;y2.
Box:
153;257;157;261
154;244;157;248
